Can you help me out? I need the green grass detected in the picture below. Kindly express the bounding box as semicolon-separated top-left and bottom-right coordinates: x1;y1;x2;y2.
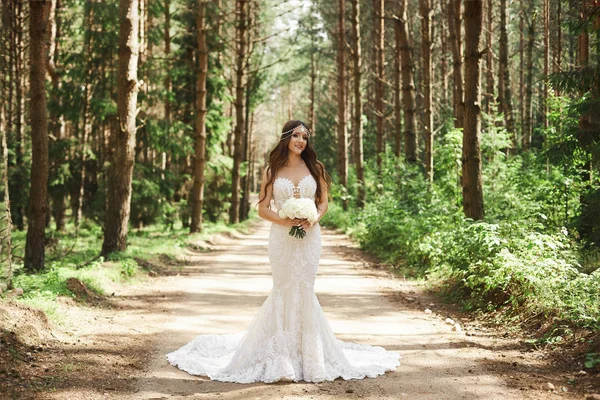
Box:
4;210;259;324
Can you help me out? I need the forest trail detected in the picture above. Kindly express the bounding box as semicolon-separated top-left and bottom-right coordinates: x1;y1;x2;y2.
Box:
40;220;574;400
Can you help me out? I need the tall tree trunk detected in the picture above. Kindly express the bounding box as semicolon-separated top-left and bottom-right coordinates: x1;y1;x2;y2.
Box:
0;115;13;289
240;104;253;221
229;0;247;224
190;0;208;233
2;0;12;173
0;3;14;288
162;0;171;177
240;0;257;222
241;81;251;222
440;0;448;106
551;0;562;96
309;56;317;136
139;0;145;67
542;0;550;128
555;0;562;74
309;2;317;135
448;0;464;129
523;0;536;150
48;0;67;231
396;1;417;163
75;3;94;228
462;0;484;221
351;0;365;207
393;6;403;157
577;0;590;133
498;0;515;143
336;0;348;209
25;0;51;271
420;0;433;182
576;0;594;238
137;0;146;165
484;0;494;113
519;10;525;145
11;0;25;231
101;0;139;256
373;0;385;169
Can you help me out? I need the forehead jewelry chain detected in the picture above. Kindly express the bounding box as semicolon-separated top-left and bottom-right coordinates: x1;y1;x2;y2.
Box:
279;124;310;141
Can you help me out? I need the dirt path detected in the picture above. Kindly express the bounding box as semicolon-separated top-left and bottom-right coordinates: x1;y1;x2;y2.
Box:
37;220;588;400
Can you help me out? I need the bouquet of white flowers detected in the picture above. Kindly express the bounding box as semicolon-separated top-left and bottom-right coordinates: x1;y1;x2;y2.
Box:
278;198;319;239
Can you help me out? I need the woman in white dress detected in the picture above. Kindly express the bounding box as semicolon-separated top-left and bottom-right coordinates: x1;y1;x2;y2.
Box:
166;120;400;383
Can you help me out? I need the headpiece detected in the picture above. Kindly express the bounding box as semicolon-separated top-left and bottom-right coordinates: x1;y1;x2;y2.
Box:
279;124;310;141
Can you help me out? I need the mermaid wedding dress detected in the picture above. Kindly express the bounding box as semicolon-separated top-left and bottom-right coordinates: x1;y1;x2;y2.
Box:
166;174;400;383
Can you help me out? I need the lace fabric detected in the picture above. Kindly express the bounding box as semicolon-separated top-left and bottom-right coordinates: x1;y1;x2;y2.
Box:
166;174;401;383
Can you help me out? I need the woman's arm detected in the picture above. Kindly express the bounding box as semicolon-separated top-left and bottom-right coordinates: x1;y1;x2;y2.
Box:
257;168;299;227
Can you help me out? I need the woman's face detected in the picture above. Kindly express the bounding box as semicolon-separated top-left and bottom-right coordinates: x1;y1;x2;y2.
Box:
287;126;309;155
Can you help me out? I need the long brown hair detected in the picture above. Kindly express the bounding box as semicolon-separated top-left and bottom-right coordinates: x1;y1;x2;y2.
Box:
259;120;331;205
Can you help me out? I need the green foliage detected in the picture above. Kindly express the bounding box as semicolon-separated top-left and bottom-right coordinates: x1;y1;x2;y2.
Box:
202;154;233;223
320;201;352;230
128;162;189;229
13;260;104;298
6;211;259;323
119;259;138;277
585;352;600;369
324;107;600;332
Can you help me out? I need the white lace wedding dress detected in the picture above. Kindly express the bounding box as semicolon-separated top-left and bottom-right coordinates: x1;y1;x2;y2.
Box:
166;174;401;383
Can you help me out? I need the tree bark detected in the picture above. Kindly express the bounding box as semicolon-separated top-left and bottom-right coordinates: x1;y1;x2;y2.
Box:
351;0;365;207
75;3;94;228
373;0;385;169
577;0;590;136
519;10;525;144
551;0;562;98
11;0;26;230
25;0;51;271
229;0;247;224
240;0;257;222
0;114;13;289
101;0;139;256
162;0;171;177
498;0;515;142
47;0;67;231
190;0;208;233
448;0;464;129
393;5;403;158
555;0;562;74
523;0;536;150
336;0;348;209
484;0;494;113
420;0;433;182
0;2;14;287
462;0;484;221
309;1;318;136
542;0;550;128
440;0;448;105
396;1;417;163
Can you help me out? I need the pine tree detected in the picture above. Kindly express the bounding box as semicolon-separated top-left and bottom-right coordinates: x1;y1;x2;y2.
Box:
190;0;209;233
101;0;139;256
462;0;484;221
25;0;51;271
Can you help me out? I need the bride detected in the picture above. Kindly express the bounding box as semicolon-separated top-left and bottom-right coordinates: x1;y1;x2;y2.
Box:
166;120;400;383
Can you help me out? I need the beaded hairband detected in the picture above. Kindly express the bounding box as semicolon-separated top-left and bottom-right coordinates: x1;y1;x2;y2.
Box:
279;124;311;141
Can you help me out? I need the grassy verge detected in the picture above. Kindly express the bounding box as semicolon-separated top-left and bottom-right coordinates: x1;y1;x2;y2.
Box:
4;211;259;324
324;200;600;330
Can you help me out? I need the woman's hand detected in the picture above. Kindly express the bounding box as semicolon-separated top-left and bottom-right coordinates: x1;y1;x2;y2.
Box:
294;218;311;230
281;217;310;230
